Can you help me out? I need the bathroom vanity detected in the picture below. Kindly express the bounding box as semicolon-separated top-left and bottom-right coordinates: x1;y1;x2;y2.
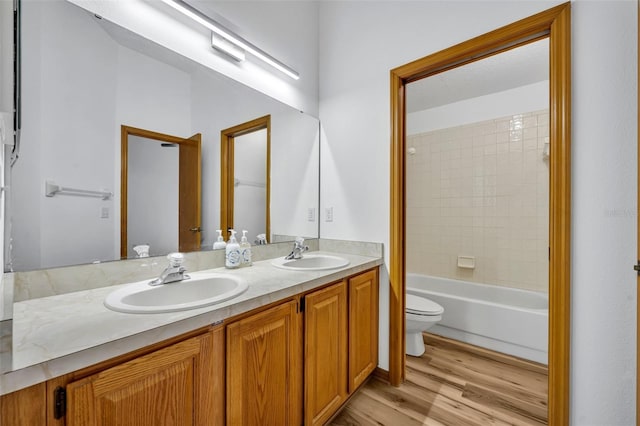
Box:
0;243;381;425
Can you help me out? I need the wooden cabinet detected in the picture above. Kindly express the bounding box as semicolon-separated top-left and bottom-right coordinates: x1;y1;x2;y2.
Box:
63;327;224;426
304;281;348;426
348;269;379;392
304;268;379;425
226;300;302;426
0;267;379;426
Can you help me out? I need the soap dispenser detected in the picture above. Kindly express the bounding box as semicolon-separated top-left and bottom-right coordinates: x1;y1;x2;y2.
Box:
240;230;252;267
213;230;227;250
225;230;241;269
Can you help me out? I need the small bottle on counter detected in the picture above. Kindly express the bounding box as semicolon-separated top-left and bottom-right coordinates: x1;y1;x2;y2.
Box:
225;230;241;269
240;230;252;267
213;230;227;250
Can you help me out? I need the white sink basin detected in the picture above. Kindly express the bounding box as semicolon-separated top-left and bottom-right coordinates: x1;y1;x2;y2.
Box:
104;272;248;314
271;254;350;271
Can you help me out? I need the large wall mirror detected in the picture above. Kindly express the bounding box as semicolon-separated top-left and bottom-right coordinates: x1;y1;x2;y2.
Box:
7;0;320;272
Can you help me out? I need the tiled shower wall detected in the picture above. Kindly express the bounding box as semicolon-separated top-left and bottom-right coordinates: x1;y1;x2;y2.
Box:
406;110;549;292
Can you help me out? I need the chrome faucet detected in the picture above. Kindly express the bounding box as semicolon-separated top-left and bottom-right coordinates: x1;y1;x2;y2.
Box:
149;253;190;286
285;237;309;260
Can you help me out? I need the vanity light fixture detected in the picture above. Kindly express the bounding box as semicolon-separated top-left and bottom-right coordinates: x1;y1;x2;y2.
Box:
160;0;300;80
211;33;246;62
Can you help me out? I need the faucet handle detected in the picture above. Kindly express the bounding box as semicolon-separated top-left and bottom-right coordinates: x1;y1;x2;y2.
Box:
167;252;185;267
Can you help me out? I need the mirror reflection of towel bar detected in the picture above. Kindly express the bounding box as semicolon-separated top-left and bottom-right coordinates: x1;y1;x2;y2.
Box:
234;178;265;189
45;180;112;200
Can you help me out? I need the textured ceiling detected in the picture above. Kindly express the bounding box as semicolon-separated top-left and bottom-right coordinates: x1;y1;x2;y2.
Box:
406;38;549;113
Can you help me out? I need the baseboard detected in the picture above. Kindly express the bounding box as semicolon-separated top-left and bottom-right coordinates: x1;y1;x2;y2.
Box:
372;367;390;384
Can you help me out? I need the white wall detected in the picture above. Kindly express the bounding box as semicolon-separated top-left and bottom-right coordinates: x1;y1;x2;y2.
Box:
319;1;637;424
571;1;637;424
407;81;549;135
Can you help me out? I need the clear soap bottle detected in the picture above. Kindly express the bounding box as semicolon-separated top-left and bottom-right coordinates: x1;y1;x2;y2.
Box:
240;230;252;267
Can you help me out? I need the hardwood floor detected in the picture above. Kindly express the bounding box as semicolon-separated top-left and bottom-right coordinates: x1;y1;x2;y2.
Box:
331;333;548;426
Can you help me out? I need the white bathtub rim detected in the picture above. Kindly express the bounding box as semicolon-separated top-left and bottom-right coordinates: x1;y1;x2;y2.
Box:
406;273;549;312
427;325;548;365
406;287;548;314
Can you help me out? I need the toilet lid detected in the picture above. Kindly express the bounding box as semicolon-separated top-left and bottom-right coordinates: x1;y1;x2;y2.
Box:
406;294;444;315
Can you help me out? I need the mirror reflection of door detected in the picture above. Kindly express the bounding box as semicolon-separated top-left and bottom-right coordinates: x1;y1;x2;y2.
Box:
121;126;202;259
221;115;271;243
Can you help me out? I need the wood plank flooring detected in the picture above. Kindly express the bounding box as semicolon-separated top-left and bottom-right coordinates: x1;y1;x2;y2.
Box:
331;333;548;426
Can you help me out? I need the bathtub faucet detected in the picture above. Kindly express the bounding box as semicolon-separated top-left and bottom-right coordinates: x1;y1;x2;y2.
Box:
285;237;309;260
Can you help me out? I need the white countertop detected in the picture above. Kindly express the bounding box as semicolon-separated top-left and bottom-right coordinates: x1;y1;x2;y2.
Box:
1;250;382;395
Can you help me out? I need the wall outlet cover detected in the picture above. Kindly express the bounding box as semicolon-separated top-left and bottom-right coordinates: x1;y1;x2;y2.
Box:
325;207;333;222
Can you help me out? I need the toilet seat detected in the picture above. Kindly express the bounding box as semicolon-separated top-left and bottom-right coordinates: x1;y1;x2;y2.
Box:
406;294;443;316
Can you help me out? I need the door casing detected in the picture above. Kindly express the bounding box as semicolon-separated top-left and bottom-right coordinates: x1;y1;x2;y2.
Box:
120;125;202;258
220;115;271;242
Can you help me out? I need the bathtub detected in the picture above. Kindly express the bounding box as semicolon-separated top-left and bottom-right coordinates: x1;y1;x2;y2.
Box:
406;273;548;364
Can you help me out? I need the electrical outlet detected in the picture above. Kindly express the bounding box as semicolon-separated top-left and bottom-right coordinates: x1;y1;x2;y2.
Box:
307;208;315;222
325;207;333;222
100;207;109;219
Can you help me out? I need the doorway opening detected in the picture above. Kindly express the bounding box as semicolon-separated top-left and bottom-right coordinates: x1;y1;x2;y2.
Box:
220;115;271;242
120;126;202;259
389;4;571;425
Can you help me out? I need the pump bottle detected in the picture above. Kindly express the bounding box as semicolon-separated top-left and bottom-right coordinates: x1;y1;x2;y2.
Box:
213;230;227;250
240;230;252;267
225;230;241;269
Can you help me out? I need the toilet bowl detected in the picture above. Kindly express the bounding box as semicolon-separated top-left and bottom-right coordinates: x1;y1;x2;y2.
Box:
405;294;444;357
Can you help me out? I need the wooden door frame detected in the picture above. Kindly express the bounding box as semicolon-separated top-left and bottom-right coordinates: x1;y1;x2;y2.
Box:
389;3;571;425
220;115;271;241
120;125;202;259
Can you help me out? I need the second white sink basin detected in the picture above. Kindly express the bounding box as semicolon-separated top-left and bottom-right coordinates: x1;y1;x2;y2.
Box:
104;272;248;314
271;254;350;271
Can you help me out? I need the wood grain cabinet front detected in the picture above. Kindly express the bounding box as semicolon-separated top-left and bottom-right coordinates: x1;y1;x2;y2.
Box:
226;299;303;426
64;329;223;426
304;281;348;426
348;268;379;392
304;268;379;425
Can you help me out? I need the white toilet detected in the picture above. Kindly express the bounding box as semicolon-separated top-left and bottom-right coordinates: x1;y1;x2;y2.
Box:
405;294;444;357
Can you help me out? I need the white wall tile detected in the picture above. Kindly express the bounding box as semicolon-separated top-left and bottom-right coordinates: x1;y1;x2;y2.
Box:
406;109;549;292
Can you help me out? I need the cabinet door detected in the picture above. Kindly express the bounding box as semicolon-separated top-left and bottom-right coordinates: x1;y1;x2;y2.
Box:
227;300;302;426
304;281;348;426
65;330;220;426
348;269;379;392
0;383;46;426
